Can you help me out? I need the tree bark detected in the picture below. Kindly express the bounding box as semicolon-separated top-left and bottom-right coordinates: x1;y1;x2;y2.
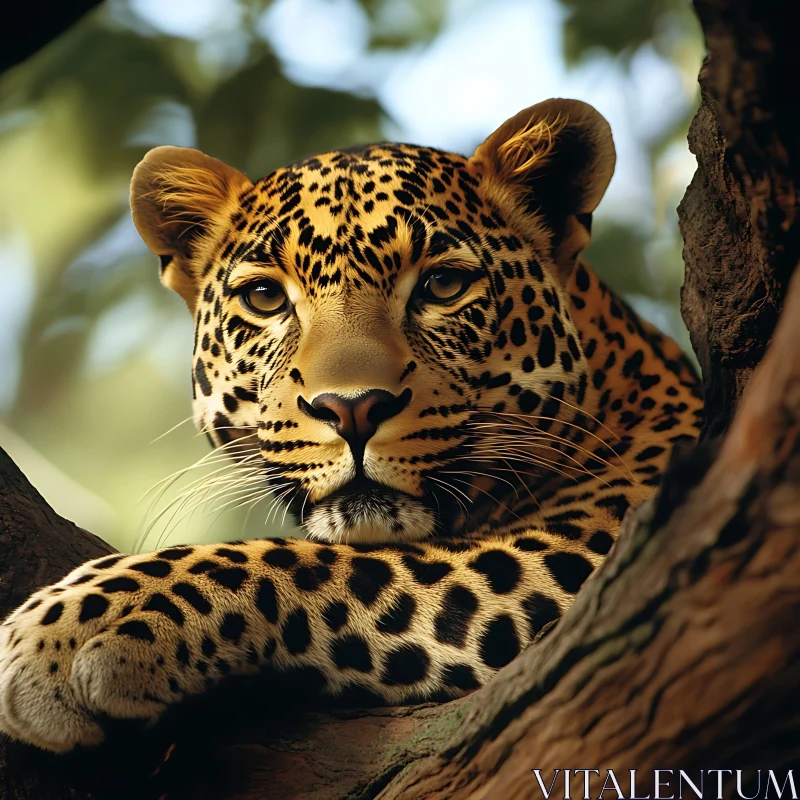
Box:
679;0;800;438
2;0;799;798
0;451;114;800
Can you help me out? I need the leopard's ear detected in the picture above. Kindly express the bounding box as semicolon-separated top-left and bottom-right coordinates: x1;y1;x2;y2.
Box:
470;98;615;282
131;146;252;308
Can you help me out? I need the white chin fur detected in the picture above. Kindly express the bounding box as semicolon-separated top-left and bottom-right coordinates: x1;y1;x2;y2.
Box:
303;494;436;544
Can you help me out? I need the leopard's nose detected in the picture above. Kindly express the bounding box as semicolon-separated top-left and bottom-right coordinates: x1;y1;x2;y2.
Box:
299;389;411;458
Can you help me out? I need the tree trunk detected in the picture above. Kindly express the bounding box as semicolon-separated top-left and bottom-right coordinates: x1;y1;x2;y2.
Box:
2;0;799;798
679;0;799;438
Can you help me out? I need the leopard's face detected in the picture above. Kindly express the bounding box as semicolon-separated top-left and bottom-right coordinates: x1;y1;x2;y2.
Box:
132;100;616;543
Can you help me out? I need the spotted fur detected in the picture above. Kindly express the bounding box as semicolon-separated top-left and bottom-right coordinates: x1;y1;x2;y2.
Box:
0;99;702;751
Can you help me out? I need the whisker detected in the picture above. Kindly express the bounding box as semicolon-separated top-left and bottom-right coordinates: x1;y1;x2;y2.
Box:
440;468;520;499
460;449;586;484
207;484;287;516
472;408;635;481
468;437;595;473
299;489;311;526
426;475;472;522
140;460;272;539
140;437;261;502
281;488;300;529
469;421;628;482
150;415;195;444
540;391;635;478
445;474;522;522
151;475;271;549
267;485;296;527
139;460;275;551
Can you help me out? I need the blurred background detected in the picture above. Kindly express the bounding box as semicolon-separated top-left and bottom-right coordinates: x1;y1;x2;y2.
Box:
0;0;703;553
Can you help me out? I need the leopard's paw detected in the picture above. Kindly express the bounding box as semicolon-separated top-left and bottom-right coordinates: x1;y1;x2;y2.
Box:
0;548;270;751
0;573;181;751
0;599;106;752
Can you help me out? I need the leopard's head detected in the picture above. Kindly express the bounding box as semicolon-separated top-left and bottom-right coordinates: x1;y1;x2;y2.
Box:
131;99;615;544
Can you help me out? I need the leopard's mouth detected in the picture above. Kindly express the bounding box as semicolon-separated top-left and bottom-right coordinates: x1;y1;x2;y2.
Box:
292;476;440;544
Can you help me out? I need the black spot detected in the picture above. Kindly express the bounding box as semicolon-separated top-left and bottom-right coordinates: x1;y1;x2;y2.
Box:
129;560;172;578
521;592;561;639
172;582;212;614
441;664;480;691
168;677;181;694
544;552;594;594
468;550;521;594
575;263;590;292
537;325;556;367
434;585;478;648
99;577;140;594
622;350;644;377
514;537;548;552
635;445;666;462
322;601;348;632
201;637;217;658
401;554;452;585
195;357;213;396
208;567;248;591
79;594;109;623
330;635;373;672
521;356;535;373
381;644;430;685
176;641;190;666
282;608;311;654
547;522;583;540
142;593;184;626
118;620;155;643
263;548;298;569
294;565;332;591
376;593;416;635
219;613;246;643
158;547;193;561
256;577;279;623
348;557;393;606
587;530;614;555
316;547;337;565
479;615;519;668
234;385;257;403
214;547;248;563
41;603;64;626
596;494;631;520
510;317;527;346
50;662;59;674
188;560;218;575
93;555;125;570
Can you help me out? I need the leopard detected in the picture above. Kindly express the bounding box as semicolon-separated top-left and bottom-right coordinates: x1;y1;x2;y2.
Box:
0;98;702;753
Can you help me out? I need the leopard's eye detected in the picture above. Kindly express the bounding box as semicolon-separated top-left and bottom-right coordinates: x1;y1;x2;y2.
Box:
419;269;472;304
238;281;288;316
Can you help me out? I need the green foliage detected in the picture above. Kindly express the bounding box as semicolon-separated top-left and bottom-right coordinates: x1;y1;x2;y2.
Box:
560;0;700;63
